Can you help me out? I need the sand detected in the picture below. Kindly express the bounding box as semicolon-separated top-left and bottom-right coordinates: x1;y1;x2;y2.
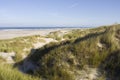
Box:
0;29;53;40
0;29;69;40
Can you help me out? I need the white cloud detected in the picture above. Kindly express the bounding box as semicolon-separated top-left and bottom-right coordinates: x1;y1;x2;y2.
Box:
69;3;79;8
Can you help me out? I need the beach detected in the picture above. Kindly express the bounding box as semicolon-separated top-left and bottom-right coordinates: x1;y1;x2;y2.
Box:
0;29;70;40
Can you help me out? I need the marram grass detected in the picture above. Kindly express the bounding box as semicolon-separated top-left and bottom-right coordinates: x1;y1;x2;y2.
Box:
0;64;40;80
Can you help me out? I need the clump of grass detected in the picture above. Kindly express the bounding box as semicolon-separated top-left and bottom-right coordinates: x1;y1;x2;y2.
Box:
46;31;64;41
0;64;40;80
0;56;6;63
39;39;46;43
13;52;23;62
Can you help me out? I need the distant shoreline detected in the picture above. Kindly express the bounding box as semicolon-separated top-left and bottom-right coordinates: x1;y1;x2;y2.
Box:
0;27;91;30
0;27;92;40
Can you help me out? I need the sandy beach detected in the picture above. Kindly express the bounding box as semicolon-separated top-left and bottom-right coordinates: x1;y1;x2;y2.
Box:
0;29;70;40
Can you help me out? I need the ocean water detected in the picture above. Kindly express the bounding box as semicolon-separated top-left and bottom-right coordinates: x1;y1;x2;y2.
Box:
0;27;90;30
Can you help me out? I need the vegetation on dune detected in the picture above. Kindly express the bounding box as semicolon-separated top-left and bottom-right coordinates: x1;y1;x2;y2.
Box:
63;26;106;40
46;26;107;41
0;24;120;80
0;35;45;62
25;25;120;80
0;56;6;63
0;64;40;80
46;31;63;40
0;35;44;52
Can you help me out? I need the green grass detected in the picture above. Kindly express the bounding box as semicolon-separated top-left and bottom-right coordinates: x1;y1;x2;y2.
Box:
0;56;6;63
0;64;40;80
46;31;62;41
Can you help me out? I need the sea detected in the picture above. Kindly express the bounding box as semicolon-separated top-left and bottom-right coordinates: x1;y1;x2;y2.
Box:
0;27;91;30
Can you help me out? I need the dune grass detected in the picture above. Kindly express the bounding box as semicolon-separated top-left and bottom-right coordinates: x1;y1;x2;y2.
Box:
26;25;120;80
0;35;45;52
0;64;40;80
0;35;45;62
0;24;120;80
0;56;6;63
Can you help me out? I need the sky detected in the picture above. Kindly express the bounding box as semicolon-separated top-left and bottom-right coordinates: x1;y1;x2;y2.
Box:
0;0;120;27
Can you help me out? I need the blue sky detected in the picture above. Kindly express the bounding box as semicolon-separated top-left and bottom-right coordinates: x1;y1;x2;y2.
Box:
0;0;120;27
